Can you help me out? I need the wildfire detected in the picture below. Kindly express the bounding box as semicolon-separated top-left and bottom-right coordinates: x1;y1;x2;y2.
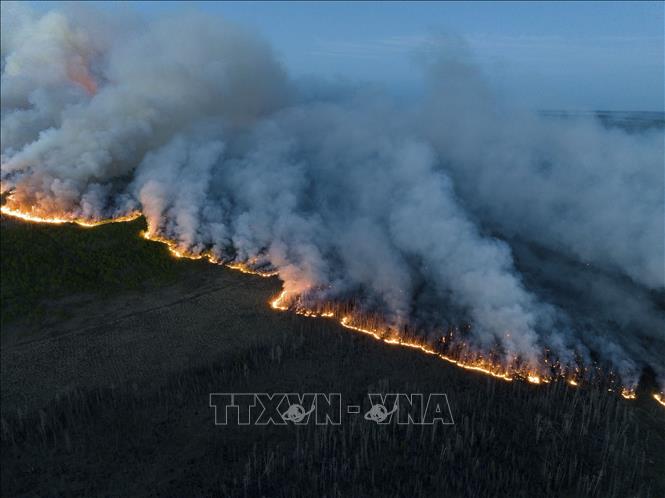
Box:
0;205;140;227
272;291;517;382
67;58;98;95
270;290;290;311
2;204;663;409
140;230;217;262
343;313;521;382
140;230;281;280
227;262;278;278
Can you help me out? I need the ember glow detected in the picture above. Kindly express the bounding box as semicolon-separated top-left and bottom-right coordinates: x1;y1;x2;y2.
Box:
270;290;290;311
140;229;277;278
654;394;665;408
0;205;140;227
67;59;98;96
226;262;278;278
140;230;218;262
266;287;645;393
272;289;517;382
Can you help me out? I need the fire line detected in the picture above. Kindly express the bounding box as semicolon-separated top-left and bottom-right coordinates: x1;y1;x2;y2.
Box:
1;205;662;408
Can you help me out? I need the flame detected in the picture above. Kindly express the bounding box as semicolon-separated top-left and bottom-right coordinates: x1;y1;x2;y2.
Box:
271;290;516;382
2;204;663;409
1;205;140;227
270;290;289;311
140;230;280;281
67;59;97;95
340;314;516;382
140;230;216;261
227;262;278;278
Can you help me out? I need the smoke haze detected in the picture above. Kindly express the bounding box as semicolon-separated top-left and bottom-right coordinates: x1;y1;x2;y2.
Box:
1;3;663;388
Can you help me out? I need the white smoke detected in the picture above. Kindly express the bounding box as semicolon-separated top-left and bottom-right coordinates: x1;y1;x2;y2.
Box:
421;51;664;289
1;4;663;386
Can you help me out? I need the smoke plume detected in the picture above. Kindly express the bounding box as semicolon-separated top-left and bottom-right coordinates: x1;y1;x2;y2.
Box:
1;3;663;388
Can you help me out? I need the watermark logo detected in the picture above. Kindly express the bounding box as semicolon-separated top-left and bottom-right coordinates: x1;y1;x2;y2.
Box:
210;392;453;426
282;403;316;423
364;403;398;423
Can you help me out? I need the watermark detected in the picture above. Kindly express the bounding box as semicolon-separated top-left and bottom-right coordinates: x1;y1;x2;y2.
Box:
209;392;454;426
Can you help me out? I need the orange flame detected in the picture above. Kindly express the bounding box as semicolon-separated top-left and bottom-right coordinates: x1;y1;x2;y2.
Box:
67;59;97;95
270;290;290;311
139;230;280;281
271;290;522;383
0;205;140;227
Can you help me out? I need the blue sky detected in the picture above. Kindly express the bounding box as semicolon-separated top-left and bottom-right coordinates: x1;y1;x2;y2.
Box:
34;1;665;111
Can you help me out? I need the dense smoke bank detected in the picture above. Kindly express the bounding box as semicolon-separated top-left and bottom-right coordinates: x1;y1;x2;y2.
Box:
1;3;663;389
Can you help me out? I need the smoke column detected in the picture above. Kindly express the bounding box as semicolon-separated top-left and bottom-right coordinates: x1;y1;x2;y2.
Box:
2;3;663;389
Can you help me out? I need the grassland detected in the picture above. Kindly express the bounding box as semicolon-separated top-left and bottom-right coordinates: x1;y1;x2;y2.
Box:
1;216;180;325
1;215;664;497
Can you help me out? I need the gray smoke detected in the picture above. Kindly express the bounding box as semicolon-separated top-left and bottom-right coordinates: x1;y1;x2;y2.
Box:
1;4;663;387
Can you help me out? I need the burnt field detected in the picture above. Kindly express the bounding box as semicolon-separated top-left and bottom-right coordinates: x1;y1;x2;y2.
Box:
1;216;664;497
